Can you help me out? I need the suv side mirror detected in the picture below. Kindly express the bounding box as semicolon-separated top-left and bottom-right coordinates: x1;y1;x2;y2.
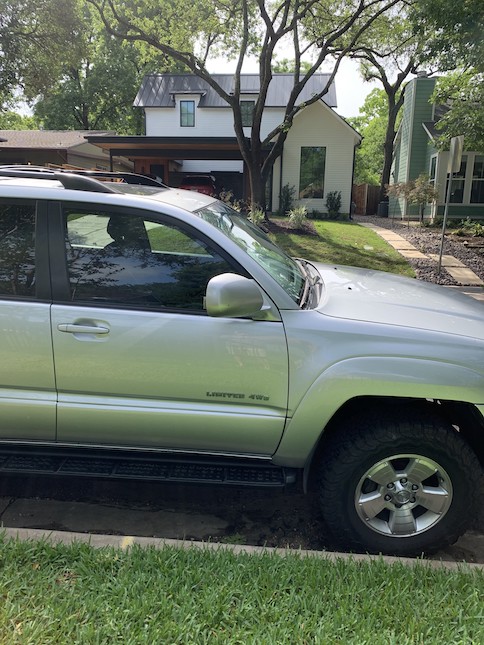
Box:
205;273;264;318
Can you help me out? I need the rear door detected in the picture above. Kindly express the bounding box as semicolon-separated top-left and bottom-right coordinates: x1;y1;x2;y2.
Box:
51;203;289;455
0;199;55;440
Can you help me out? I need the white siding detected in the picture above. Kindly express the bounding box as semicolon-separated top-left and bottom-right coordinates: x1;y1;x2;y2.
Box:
145;101;285;139
273;101;358;214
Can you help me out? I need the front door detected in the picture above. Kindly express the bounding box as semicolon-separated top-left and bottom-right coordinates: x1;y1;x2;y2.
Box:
51;206;288;455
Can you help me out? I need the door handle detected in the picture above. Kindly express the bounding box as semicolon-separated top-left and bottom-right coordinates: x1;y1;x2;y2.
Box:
57;323;110;335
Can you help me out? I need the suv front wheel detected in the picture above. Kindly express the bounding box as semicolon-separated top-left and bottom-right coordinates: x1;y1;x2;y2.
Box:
317;411;481;556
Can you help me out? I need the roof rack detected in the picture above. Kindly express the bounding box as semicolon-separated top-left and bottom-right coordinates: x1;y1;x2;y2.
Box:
0;167;117;193
0;165;167;188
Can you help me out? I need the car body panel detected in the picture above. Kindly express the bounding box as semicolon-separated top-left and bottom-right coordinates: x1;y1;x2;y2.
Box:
0;301;56;440
51;305;289;453
314;263;484;340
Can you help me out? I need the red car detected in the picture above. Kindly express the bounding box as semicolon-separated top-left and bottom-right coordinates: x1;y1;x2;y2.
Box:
178;174;217;196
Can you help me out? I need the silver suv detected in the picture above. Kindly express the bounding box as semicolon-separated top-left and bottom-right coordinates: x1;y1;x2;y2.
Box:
0;167;483;556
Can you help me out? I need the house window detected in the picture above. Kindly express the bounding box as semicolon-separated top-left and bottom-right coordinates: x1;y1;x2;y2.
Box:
429;156;437;184
446;156;467;203
299;147;326;199
240;101;255;127
471;155;484;203
180;101;195;127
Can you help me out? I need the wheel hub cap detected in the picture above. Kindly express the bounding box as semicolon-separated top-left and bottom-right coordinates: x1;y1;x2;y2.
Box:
354;454;453;538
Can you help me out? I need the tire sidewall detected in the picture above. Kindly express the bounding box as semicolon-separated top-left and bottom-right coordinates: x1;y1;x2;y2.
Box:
322;432;475;556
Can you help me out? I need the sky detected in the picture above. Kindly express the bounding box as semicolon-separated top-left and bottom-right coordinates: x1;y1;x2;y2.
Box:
331;58;378;119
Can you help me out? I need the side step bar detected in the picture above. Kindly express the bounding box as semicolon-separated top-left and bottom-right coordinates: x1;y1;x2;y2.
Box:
0;448;297;488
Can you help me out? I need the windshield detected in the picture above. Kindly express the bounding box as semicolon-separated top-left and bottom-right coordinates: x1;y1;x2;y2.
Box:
196;201;305;303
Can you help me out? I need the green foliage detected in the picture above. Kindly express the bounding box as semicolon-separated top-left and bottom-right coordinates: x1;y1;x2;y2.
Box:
0;0;82;104
272;217;415;275
349;88;402;186
218;189;243;211
412;0;484;71
33;3;175;133
0;538;483;642
325;190;342;218
288;205;308;229
453;217;484;238
387;173;439;222
0;110;38;129
278;183;296;216
431;70;484;152
248;208;266;226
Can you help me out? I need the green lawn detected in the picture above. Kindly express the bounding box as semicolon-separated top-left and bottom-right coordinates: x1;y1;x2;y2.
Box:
270;219;415;278
1;538;482;644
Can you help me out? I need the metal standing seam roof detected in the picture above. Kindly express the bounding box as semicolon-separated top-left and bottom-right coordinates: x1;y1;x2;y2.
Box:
134;73;337;109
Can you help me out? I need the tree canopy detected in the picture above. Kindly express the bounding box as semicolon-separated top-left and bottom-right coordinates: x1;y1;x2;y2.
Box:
86;0;404;207
431;70;484;152
0;0;82;104
348;88;393;185
413;0;484;72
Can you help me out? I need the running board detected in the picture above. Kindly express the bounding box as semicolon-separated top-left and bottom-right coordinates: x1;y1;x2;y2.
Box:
0;448;297;488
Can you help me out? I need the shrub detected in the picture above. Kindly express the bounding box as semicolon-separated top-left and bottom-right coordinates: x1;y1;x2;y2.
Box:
278;183;296;215
248;208;266;227
454;217;484;237
325;190;342;219
218;189;243;212
288;205;308;229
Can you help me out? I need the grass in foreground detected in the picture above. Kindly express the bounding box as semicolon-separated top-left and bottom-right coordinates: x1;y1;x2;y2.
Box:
1;537;483;644
270;218;415;278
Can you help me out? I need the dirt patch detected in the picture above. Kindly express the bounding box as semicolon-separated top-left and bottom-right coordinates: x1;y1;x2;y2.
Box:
1;475;482;564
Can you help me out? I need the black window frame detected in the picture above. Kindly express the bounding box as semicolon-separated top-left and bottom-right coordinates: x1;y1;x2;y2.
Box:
180;100;195;127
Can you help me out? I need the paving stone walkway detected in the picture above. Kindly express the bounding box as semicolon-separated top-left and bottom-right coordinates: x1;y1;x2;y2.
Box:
360;222;484;301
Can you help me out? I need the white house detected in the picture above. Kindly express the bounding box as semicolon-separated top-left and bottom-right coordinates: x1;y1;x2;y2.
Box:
87;73;361;214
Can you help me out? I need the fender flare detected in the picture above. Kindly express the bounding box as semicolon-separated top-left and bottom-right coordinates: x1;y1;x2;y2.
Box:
272;355;484;468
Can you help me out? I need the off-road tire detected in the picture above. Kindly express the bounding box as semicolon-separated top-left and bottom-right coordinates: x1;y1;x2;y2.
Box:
317;410;481;556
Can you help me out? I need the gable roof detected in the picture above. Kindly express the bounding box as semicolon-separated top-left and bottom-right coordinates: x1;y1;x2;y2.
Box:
0;130;113;149
134;73;337;109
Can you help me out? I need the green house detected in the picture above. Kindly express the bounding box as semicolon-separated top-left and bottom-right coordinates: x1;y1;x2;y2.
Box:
389;75;484;221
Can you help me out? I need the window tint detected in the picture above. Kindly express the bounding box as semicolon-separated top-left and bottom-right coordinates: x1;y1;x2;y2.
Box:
0;202;36;297
64;210;232;311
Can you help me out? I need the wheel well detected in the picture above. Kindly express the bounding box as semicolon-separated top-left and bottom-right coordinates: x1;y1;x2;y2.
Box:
305;396;484;491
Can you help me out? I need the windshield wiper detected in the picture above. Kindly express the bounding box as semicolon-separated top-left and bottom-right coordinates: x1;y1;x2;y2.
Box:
295;259;322;308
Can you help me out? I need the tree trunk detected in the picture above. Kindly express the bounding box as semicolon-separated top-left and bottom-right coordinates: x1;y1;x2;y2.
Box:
379;100;399;204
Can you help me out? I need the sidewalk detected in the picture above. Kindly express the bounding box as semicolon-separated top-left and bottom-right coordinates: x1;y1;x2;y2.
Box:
360;222;484;301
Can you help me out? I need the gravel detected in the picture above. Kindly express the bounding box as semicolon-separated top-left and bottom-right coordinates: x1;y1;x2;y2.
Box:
354;215;484;286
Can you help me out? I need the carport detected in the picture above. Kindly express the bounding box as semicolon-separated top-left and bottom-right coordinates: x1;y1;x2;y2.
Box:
85;134;254;201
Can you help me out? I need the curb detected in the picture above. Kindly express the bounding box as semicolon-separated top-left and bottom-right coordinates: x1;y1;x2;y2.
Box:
2;526;483;572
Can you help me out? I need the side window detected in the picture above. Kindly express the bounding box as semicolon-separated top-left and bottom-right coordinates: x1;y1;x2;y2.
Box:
180;100;195;127
0;202;36;298
64;209;233;311
240;101;255;127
